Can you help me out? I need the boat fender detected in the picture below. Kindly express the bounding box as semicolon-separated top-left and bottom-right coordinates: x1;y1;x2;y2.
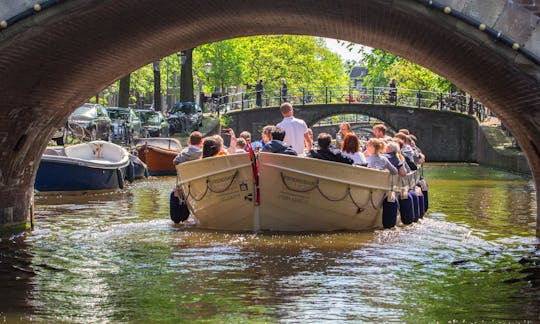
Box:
116;169;125;189
125;162;135;183
399;192;415;225
170;189;189;223
415;186;425;218
415;187;425;219
409;189;420;222
382;192;398;228
419;178;429;211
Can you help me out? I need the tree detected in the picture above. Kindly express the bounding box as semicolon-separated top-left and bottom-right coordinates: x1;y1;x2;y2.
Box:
118;74;131;108
180;48;194;102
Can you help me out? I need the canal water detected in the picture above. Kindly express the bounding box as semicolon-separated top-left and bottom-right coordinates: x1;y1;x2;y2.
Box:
1;165;538;323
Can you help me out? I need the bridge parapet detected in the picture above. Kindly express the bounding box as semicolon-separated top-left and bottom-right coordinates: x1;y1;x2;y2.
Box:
213;86;488;121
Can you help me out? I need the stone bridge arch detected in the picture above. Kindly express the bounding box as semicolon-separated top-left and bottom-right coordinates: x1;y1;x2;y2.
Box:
1;0;539;231
228;103;478;162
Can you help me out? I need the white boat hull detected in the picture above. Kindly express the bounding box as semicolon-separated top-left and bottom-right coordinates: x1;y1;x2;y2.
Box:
258;153;396;231
177;152;418;232
177;153;257;231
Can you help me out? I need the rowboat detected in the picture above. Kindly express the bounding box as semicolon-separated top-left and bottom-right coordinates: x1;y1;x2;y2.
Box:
134;138;182;176
35;141;130;192
175;152;424;232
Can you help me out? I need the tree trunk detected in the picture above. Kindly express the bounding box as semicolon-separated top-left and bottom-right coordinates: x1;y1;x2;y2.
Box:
118;74;131;108
153;62;162;112
180;48;194;102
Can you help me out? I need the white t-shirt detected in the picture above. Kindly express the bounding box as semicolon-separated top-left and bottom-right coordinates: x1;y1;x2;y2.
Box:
277;116;308;155
342;151;367;165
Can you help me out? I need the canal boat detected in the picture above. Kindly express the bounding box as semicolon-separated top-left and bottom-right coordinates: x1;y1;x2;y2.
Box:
126;153;149;180
175;152;423;232
35;141;131;192
134;138;182;176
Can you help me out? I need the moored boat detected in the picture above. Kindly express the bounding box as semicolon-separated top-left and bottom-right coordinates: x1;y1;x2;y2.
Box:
175;152;423;232
134;138;182;176
35;141;130;192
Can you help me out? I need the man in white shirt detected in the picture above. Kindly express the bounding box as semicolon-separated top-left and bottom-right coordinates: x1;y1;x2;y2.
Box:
276;102;312;155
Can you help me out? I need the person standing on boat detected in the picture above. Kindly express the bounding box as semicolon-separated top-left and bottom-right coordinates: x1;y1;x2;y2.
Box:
173;131;203;165
261;127;297;156
307;133;353;164
255;79;263;108
276;102;312;155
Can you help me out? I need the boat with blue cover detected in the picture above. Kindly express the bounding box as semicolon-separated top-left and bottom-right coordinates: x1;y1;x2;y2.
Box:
35;141;131;192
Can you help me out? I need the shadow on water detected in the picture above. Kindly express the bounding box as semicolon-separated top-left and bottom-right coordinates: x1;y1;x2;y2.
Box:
1;166;540;322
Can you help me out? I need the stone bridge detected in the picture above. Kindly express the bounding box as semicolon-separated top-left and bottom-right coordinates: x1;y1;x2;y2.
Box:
1;0;539;232
227;104;478;162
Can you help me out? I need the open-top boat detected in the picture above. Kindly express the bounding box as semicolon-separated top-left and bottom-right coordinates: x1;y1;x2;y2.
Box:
175;152;424;232
35;140;131;192
134;138;182;176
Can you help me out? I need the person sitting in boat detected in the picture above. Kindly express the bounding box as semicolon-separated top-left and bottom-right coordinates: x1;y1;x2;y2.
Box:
336;122;352;148
340;133;367;166
239;131;255;152
373;124;392;141
261;126;297;156
307;133;353;164
394;133;418;171
202;137;222;158
409;134;426;165
234;137;248;154
384;140;408;177
364;138;398;174
173;131;203;165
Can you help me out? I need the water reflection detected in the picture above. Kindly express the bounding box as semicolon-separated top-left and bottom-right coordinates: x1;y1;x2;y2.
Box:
0;166;539;322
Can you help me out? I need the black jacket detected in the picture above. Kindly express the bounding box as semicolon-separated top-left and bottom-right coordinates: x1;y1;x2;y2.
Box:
307;148;353;165
262;140;297;156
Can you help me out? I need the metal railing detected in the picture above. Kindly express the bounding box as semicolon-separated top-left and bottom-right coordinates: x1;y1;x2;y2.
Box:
207;86;488;120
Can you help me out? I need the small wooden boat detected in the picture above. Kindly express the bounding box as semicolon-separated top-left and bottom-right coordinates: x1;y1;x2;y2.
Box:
134;138;182;176
35;141;130;192
175;152;423;232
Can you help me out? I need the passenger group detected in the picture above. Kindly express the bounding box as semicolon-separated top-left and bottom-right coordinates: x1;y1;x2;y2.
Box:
173;102;425;176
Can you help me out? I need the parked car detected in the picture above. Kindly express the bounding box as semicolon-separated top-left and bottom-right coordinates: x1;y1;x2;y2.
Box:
136;109;170;137
106;107;142;144
167;102;203;134
68;103;113;141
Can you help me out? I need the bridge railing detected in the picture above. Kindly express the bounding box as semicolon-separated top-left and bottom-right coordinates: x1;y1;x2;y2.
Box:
210;86;488;120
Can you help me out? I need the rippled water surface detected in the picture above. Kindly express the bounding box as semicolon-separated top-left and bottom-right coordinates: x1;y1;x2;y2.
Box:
1;165;539;323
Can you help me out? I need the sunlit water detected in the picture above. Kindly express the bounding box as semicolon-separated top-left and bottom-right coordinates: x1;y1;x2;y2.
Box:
1;165;539;323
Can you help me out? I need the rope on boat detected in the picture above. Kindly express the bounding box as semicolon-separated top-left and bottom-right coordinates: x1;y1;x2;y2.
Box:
186;170;239;201
280;172;382;214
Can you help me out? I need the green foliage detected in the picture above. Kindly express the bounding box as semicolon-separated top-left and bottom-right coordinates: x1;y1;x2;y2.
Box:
360;49;453;92
126;35;349;103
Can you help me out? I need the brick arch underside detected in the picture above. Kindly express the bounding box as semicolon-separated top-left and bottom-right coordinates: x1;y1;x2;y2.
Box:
1;0;539;229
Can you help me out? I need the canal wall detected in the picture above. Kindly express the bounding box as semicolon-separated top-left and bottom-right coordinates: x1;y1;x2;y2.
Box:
476;124;530;175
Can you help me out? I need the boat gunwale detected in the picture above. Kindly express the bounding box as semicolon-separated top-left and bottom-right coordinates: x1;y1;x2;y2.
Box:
177;161;253;184
262;161;398;192
41;153;130;170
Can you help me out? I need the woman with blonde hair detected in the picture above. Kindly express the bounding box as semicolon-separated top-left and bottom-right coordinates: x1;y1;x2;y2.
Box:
365;138;397;174
341;133;367;166
385;141;407;176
